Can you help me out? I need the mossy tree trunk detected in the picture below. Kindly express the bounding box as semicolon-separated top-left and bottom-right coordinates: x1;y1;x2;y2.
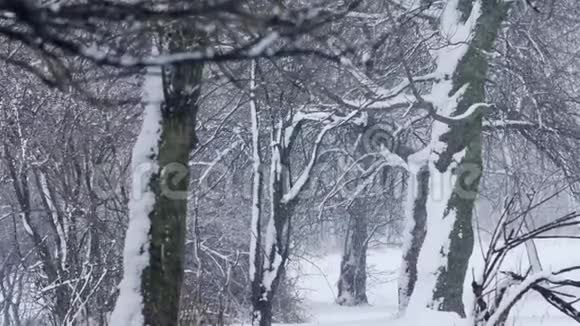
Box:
430;1;508;316
406;0;509;317
141;22;204;326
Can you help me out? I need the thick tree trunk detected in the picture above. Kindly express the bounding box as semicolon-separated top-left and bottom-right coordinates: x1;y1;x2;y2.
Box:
141;113;194;325
398;167;428;311
141;36;203;325
337;199;368;306
254;299;273;326
406;0;508;317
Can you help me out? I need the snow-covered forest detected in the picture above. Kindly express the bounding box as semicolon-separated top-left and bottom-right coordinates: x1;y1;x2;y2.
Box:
1;0;580;325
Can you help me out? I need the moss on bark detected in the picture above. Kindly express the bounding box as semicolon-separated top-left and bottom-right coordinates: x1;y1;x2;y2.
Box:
430;0;509;317
141;20;204;325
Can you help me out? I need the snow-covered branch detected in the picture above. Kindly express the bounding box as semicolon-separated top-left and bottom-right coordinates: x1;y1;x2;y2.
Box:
281;110;363;204
437;102;491;121
484;267;580;326
283;109;335;147
194;140;243;185
79;34;287;68
484;271;554;326
483;119;580;140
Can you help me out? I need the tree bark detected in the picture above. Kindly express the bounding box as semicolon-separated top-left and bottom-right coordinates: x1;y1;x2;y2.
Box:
398;167;428;311
406;0;508;317
251;123;296;326
430;1;507;316
337;199;368;306
138;19;204;326
253;298;273;326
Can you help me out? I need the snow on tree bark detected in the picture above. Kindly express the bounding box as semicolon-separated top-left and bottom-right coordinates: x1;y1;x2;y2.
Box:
406;0;508;317
337;199;369;306
111;24;203;326
249;59;262;285
252;123;294;326
143;33;203;326
398;165;429;311
249;60;267;325
110;62;162;326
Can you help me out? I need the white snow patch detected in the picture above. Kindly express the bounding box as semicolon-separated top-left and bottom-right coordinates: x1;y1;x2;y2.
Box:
261;217;283;299
109;55;163;326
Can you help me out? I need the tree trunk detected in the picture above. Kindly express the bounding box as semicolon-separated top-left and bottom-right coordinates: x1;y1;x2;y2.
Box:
252;198;294;326
254;299;273;326
249;60;269;326
337;199;368;306
110;17;203;325
406;0;508;317
398;166;428;311
252;124;295;326
141;34;203;325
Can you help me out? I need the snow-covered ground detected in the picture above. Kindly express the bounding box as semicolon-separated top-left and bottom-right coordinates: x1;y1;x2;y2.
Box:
284;239;580;326
290;247;400;326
